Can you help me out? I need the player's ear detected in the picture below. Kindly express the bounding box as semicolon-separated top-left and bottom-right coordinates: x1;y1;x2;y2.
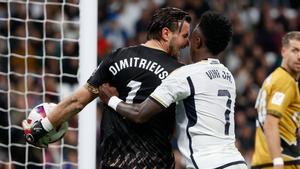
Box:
192;29;202;49
281;47;286;59
161;27;170;42
197;36;202;49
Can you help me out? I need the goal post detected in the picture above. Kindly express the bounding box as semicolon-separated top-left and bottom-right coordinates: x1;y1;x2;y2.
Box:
78;0;97;169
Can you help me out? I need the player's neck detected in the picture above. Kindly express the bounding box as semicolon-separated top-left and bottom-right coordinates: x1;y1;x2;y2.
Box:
142;40;168;53
281;64;299;80
193;49;215;62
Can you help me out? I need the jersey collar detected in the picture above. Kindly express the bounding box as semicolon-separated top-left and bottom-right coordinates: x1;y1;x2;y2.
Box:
206;58;220;64
197;58;220;64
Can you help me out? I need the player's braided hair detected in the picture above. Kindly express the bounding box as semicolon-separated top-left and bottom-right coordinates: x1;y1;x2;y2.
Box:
147;7;191;40
197;11;233;55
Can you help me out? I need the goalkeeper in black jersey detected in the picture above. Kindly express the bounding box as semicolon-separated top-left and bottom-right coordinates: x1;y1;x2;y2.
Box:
22;7;191;169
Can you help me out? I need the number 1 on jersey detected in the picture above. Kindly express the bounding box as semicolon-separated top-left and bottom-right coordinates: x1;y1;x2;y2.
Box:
126;80;142;103
218;90;232;135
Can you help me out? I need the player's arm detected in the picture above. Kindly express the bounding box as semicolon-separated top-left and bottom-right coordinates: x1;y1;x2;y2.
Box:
23;51;114;147
48;84;98;127
99;70;190;123
264;83;296;169
22;83;98;147
263;87;294;168
263;112;283;169
117;98;165;123
99;83;165;123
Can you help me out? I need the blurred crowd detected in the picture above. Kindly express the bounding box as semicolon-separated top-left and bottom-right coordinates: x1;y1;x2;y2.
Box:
0;0;300;168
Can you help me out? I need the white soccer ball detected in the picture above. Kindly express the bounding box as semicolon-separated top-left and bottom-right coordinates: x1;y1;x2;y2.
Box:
28;102;68;145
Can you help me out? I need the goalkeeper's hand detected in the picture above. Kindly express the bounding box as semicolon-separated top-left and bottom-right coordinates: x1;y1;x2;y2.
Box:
22;119;49;148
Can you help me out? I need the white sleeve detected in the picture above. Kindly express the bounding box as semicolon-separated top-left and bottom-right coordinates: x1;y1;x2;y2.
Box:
150;73;191;108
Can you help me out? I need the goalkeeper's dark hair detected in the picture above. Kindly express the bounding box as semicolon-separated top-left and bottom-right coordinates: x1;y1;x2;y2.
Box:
147;7;191;40
196;11;233;55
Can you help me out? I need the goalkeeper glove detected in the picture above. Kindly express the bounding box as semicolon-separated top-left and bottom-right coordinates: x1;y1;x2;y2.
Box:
22;119;49;148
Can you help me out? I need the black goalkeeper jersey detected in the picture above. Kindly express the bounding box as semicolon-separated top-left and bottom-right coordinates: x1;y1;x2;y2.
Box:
87;45;182;169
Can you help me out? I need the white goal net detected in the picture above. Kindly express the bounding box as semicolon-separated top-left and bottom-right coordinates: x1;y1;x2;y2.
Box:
0;0;96;168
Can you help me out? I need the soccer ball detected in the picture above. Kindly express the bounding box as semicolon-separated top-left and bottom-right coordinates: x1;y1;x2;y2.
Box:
28;102;68;145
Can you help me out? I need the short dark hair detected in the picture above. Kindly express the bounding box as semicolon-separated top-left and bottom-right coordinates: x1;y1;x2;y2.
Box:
147;7;191;40
197;11;232;55
282;31;300;47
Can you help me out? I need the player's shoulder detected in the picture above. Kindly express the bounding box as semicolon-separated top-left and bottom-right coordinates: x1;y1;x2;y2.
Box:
176;60;225;74
105;45;143;61
111;45;139;55
263;67;297;93
170;63;196;75
170;61;211;75
112;45;171;58
267;67;295;85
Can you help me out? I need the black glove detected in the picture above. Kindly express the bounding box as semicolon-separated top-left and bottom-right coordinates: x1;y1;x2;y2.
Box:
22;119;49;148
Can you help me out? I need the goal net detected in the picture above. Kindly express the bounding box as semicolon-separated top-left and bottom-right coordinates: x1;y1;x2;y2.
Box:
0;0;97;168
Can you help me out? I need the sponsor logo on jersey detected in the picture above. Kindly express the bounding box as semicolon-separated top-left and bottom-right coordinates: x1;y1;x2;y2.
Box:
271;92;285;105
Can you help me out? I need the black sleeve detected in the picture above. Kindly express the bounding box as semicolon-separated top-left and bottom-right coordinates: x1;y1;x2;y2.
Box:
87;52;114;87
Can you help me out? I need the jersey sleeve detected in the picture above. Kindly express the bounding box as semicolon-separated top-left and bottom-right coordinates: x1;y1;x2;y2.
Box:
87;52;115;88
150;70;190;108
266;81;295;118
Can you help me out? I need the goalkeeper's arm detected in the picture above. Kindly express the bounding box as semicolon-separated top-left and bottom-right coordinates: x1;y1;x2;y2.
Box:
22;83;98;147
47;84;97;127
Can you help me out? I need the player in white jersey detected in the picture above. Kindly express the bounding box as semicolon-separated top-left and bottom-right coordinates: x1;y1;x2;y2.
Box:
99;11;247;169
149;58;246;169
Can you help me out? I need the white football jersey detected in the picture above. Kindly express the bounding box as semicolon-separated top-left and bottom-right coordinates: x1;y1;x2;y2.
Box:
150;59;246;169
